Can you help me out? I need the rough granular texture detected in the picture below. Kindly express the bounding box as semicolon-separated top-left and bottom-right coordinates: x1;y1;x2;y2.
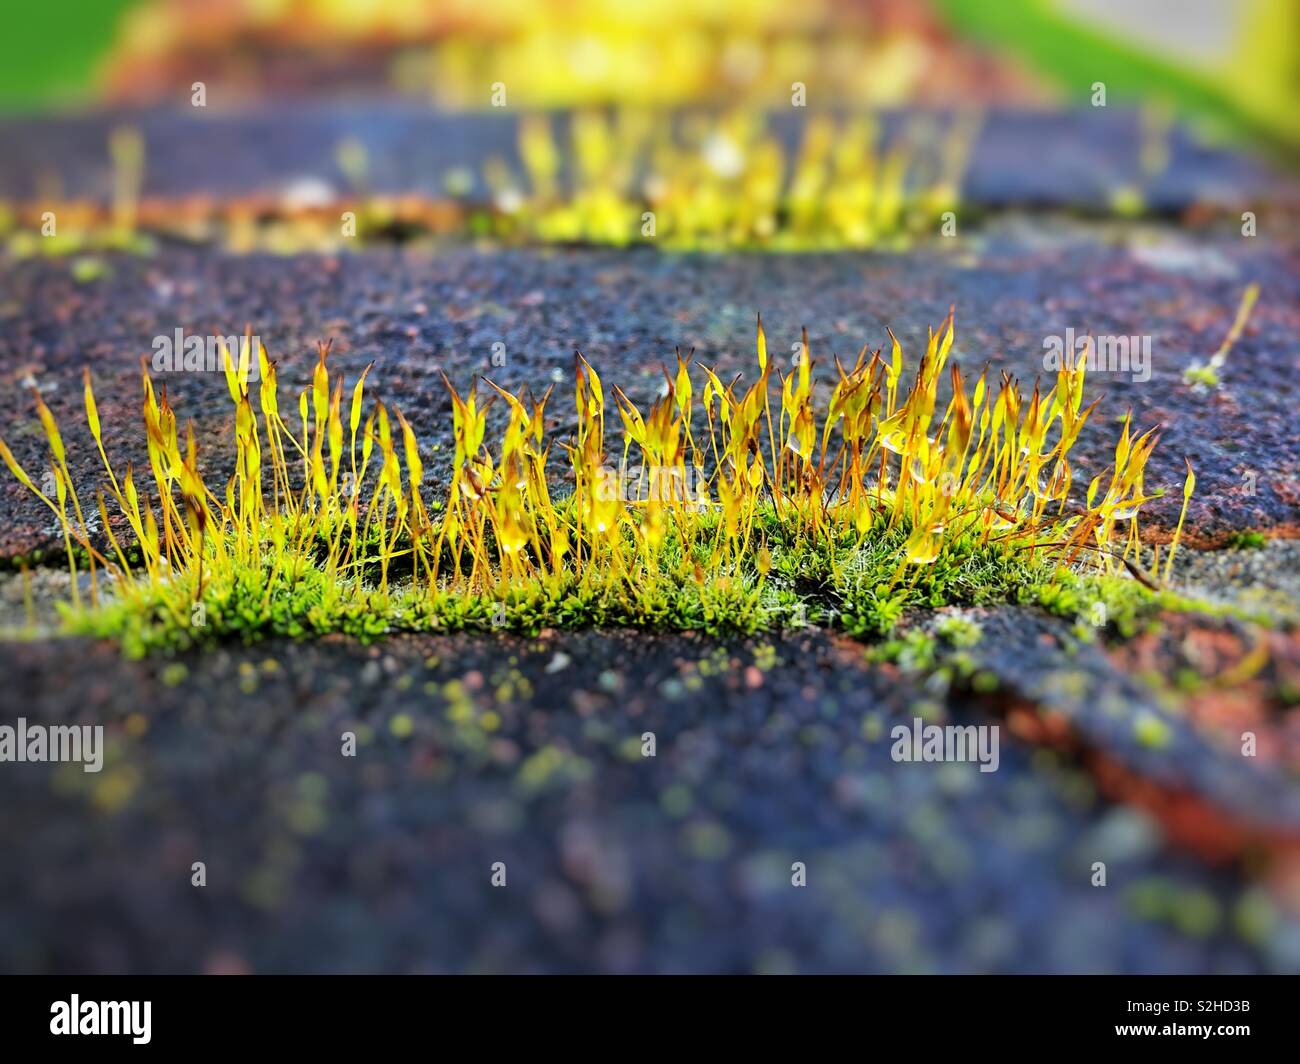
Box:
2;628;1294;974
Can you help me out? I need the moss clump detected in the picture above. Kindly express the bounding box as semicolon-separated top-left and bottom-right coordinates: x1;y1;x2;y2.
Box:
1225;530;1266;550
2;313;1188;655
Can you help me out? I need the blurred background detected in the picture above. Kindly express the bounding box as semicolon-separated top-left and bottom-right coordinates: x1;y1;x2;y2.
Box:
1;0;1295;153
0;0;1293;255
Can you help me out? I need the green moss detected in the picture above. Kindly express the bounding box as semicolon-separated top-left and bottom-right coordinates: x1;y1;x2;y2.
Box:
1126;878;1221;938
70;256;109;283
1033;563;1276;634
44;501;1155;656
8;230;154;260
1134;711;1173;749
935;613;983;648
24;486;1255;659
1225;530;1266;550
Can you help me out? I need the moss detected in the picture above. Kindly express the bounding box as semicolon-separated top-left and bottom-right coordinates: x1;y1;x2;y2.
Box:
1126;879;1221;938
935;613;983;648
1033;563;1276;634
1225;530;1266;550
1134;711;1173;749
40;494;1253;656
41;501;1137;656
2;313;1197;655
1182;363;1220;389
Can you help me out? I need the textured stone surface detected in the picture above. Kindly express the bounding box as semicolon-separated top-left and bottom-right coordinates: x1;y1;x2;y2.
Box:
2;628;1295;974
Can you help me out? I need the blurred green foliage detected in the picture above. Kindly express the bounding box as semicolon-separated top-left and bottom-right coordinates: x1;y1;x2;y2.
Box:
937;0;1299;154
0;1;138;109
